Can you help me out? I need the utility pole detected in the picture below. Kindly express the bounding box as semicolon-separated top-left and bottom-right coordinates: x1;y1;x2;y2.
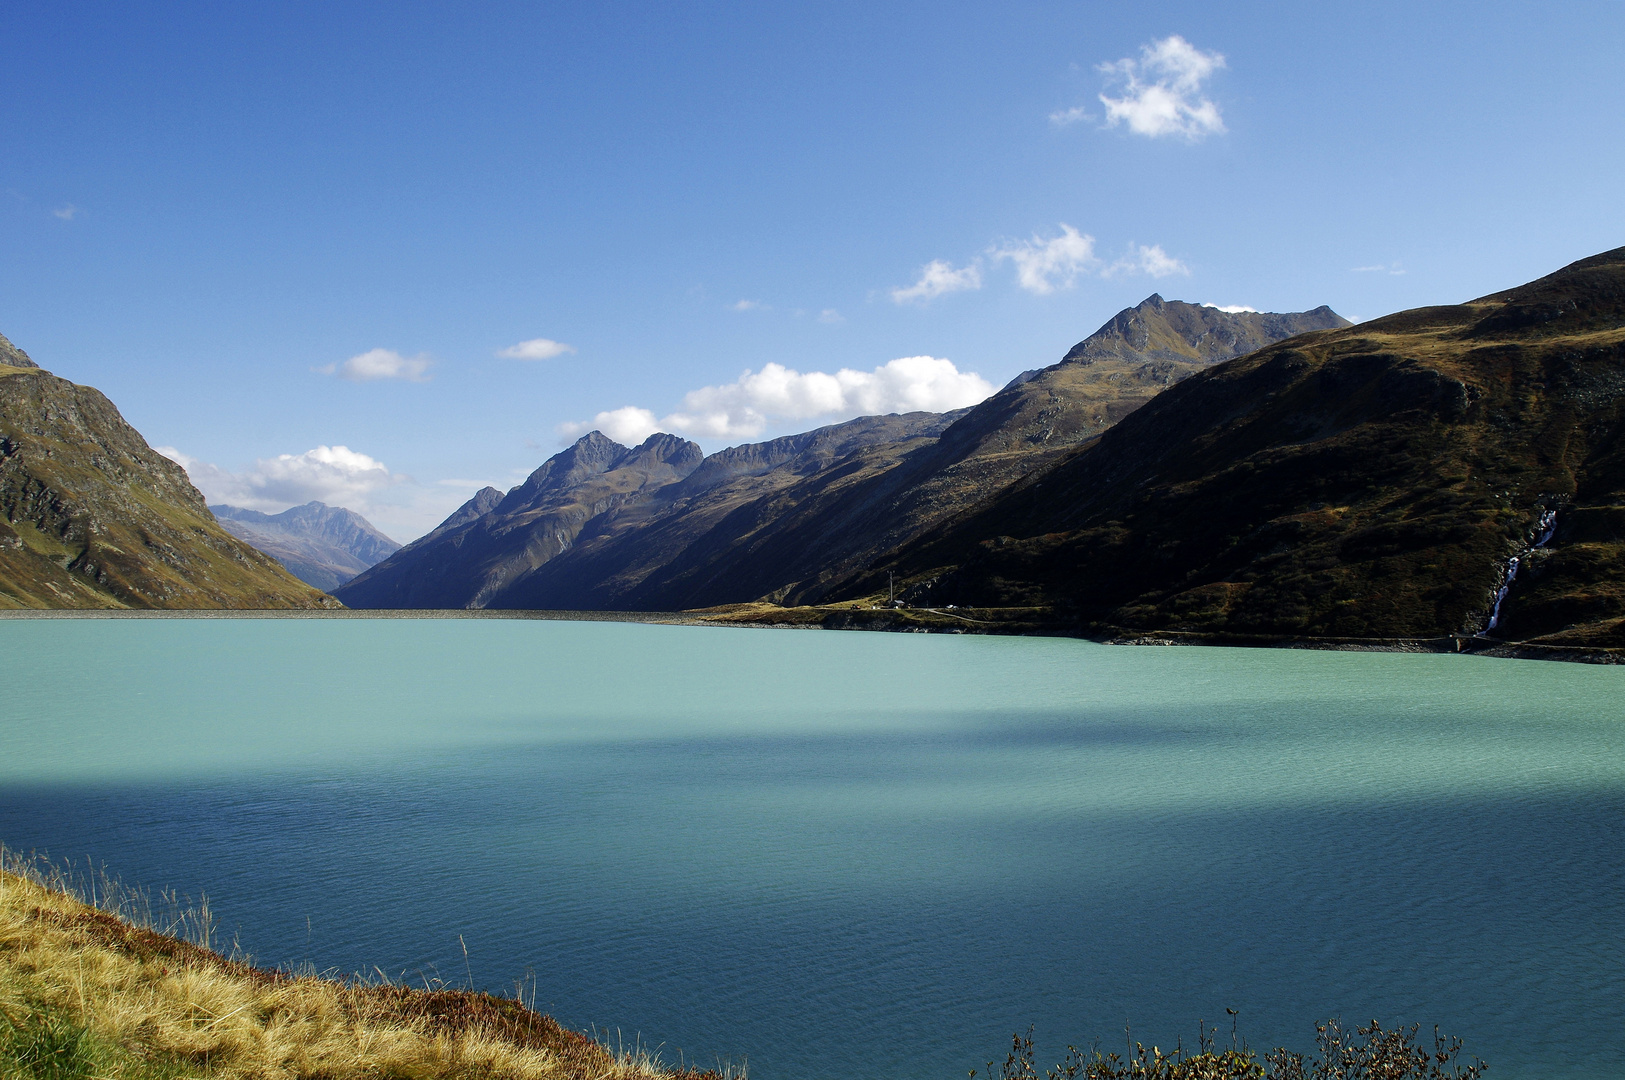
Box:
888;571;895;605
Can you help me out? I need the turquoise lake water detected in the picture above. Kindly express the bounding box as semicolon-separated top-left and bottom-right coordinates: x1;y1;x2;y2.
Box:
2;619;1623;1078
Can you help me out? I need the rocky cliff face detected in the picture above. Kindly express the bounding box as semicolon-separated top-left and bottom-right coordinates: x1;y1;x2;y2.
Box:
0;332;40;371
854;248;1625;648
0;342;335;609
211;502;401;591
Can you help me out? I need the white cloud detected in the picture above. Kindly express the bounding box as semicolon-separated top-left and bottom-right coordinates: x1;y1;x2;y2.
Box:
1352;262;1406;276
731;299;766;312
559;356;996;443
1204;303;1257;313
157;445;404;513
52;204;79;221
1049;106;1091;127
890;259;983;304
1096;35;1226;140
317;348;432;382
556;406;663;446
818;308;845;324
1104;243;1190;279
497;337;575;360
992;224;1099;294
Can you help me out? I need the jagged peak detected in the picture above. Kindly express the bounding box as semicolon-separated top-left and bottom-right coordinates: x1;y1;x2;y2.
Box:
0;331;40;370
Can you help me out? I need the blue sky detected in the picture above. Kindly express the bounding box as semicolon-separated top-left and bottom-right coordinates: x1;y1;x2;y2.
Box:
2;1;1622;539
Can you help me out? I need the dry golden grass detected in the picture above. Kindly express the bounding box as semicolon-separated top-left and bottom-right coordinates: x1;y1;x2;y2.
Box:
0;852;729;1080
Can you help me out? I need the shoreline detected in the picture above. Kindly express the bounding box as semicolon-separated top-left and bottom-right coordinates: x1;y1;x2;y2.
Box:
0;603;1619;663
0;607;710;624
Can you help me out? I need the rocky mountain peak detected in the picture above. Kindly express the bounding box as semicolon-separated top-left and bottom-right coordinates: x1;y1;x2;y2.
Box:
1062;296;1350;368
494;430;704;519
0;332;40;370
617;432;705;473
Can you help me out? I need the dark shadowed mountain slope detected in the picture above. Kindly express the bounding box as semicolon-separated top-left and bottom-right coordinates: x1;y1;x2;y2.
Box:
607;298;1349;609
0;341;335;609
479;410;966;609
849;247;1625;648
338;299;1346;612
211;502;401;591
334;432;706;608
427;486;505;541
336;412;959;609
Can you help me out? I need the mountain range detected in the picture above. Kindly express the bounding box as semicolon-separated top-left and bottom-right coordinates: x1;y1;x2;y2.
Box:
849;246;1625;650
211;502;401;591
0;332;334;609
335;298;1348;610
8;247;1624;655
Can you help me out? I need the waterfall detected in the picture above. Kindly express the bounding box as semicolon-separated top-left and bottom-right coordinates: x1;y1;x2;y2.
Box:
1482;508;1558;634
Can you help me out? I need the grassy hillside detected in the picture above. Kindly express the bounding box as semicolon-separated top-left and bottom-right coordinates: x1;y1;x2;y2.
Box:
0;354;335;610
848;247;1625;650
0;853;721;1080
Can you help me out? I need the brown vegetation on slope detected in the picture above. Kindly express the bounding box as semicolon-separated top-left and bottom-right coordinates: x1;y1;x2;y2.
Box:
849;247;1625;649
0;853;723;1080
0;346;334;609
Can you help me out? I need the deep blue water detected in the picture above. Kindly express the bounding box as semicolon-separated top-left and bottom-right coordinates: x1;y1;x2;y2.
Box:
2;619;1623;1078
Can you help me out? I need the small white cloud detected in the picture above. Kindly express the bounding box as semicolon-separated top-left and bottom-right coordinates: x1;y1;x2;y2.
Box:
1104;243;1190;279
154;446;203;473
52;204;80;221
317;348;432;382
818;308;845;325
992;224;1099;294
497;338;575;360
731;299;767;312
159;445;404;512
557;406;662;446
1096;35;1226;140
562;356;996;443
1352;262;1406;276
890;259;983;304
1049;106;1092;127
1204;303;1257;313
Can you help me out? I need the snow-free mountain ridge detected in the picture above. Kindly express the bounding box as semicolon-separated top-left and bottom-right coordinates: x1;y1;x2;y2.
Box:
336;297;1347;611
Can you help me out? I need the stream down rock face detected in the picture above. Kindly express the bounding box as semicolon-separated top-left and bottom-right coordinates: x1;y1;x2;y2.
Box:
851;247;1625;648
0;348;337;608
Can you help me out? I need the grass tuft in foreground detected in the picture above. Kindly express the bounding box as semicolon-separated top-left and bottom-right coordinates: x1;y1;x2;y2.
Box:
0;847;732;1080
